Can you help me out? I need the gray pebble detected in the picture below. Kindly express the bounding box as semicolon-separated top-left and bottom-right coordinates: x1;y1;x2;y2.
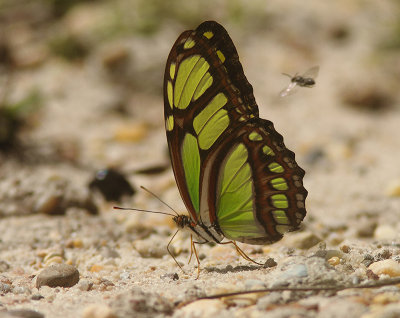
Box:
264;258;277;268
36;264;79;288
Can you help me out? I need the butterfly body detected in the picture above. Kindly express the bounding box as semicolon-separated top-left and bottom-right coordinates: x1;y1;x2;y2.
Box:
164;21;307;250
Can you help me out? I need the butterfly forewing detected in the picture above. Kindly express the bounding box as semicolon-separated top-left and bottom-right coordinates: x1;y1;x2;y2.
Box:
164;21;258;220
164;21;307;244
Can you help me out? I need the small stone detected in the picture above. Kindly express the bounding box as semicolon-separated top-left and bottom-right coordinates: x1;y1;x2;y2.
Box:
328;256;340;266
340;245;351;253
362;254;375;267
264;258;277;268
325;250;344;260
77;279;93;291
34;194;63;215
82;304;115;318
36;264;79;288
284;231;321;249
355;219;377;238
5;309;45;318
272;264;308;287
31;294;44;300
70;239;84;248
368;259;400;277
178;299;224;316
133;239;168;258
374;225;398;240
90;265;104;273
375;249;392;260
385;179;400;197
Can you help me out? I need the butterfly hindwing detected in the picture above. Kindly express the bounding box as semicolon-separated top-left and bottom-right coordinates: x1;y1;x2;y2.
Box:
164;21;307;244
207;118;307;244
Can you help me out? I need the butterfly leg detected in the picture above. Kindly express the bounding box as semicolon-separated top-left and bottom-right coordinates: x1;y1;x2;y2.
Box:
221;240;263;266
167;229;186;274
189;235;209;279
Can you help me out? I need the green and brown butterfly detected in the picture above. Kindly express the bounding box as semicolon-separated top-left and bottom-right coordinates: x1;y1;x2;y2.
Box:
164;21;307;274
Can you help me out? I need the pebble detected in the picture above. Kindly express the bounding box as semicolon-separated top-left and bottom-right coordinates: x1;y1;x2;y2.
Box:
31;294;44;300
328;256;340;266
374;225;398;240
340;245;351;253
325;249;344;260
368;259;400;277
283;231;321;249
355;219;377;238
362;254;375;267
177;299;224;317
77;279;93;291
272;263;308;287
36;264;79;288
264;258;277;268
133;239;168;258
2;309;45;318
82;304;115;318
34;193;62;214
385;179;400;197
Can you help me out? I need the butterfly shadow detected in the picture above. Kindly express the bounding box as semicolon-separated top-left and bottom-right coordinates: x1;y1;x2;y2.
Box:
203;264;263;274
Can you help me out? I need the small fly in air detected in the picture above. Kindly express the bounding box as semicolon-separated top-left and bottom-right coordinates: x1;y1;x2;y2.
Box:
279;66;319;97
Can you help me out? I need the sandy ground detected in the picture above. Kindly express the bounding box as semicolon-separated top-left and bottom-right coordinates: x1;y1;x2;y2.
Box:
1;1;400;317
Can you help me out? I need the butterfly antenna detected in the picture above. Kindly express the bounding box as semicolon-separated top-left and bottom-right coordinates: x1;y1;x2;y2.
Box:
113;206;176;217
140;186;179;216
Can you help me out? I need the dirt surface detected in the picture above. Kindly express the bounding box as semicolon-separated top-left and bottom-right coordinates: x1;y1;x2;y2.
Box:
1;1;400;317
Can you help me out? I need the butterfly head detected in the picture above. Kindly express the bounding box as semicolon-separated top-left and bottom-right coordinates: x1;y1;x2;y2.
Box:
173;214;192;229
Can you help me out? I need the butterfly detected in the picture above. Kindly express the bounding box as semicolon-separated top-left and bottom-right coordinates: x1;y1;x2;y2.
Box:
280;66;319;97
163;21;307;275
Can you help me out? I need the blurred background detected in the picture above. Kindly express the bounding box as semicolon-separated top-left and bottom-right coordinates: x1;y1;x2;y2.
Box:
0;0;400;271
0;1;400;316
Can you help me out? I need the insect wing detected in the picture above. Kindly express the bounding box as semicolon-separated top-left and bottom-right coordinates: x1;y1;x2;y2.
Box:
301;66;319;80
279;81;299;97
